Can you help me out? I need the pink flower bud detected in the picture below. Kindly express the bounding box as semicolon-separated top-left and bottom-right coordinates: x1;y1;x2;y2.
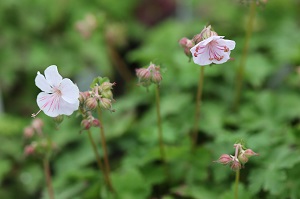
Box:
179;37;193;48
193;25;218;44
230;160;242;171
31;118;44;134
85;97;98;110
151;69;162;84
24;145;35;156
136;63;163;87
244;149;259;157
92;119;100;127
23;126;34;138
136;68;151;80
179;37;194;57
79;92;87;104
148;64;162;84
81;119;91;130
215;154;233;165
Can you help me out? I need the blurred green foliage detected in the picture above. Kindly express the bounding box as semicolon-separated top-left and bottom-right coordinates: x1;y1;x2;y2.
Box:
1;0;300;198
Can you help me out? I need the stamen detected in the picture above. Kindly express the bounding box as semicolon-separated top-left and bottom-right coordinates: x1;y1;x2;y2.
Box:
31;109;42;118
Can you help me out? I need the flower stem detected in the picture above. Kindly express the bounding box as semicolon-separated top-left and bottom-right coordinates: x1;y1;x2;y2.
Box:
233;1;256;111
155;84;169;180
87;129;111;189
43;158;55;199
192;67;205;151
97;107;115;193
234;169;240;199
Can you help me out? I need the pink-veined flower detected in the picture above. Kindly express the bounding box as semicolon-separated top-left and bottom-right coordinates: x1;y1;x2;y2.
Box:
190;36;236;66
33;65;79;117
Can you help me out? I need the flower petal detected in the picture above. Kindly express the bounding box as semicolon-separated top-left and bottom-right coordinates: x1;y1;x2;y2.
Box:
218;39;236;50
44;65;62;87
35;72;52;93
37;92;79;117
201;36;224;46
192;48;213;66
37;92;62;117
59;78;80;104
57;98;79;116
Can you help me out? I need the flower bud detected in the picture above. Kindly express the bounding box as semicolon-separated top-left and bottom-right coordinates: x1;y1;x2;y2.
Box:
100;82;116;92
238;153;249;164
101;90;113;100
148;63;162;84
179;37;194;57
23;126;34;138
75;13;97;39
85;97;98;110
230;160;242;171
136;68;151;80
193;25;218;44
79;92;87;104
179;37;194;48
81;119;91;130
92;119;100;127
99;98;112;110
32;118;44;130
151;69;162;84
215;154;233;165
53;115;64;124
24;145;35;156
244;149;259;157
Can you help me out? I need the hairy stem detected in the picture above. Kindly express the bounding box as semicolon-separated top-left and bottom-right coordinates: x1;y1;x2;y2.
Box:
233;1;257;111
234;169;240;199
87;129;111;189
155;85;169;179
192;67;205;150
97;107;115;193
43;158;55;199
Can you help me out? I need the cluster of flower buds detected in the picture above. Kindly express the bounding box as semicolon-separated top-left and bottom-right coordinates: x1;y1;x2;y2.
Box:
23;118;57;157
75;13;98;39
179;25;218;58
24;139;57;157
136;62;162;87
23;118;44;139
81;115;100;130
215;143;258;171
79;77;116;112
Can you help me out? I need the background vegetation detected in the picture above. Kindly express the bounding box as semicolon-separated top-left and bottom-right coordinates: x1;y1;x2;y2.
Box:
1;0;300;198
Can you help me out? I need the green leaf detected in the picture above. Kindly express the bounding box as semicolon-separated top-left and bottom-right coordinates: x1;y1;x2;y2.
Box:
111;167;151;199
0;160;11;183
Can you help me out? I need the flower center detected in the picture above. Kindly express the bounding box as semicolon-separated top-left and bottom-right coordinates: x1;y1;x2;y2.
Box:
208;41;225;61
53;87;62;96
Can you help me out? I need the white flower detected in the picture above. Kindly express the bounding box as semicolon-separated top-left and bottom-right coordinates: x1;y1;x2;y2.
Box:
190;36;236;66
33;65;79;117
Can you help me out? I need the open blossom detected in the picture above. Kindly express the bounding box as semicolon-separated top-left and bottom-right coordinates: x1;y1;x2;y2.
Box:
190;36;235;66
34;65;79;117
